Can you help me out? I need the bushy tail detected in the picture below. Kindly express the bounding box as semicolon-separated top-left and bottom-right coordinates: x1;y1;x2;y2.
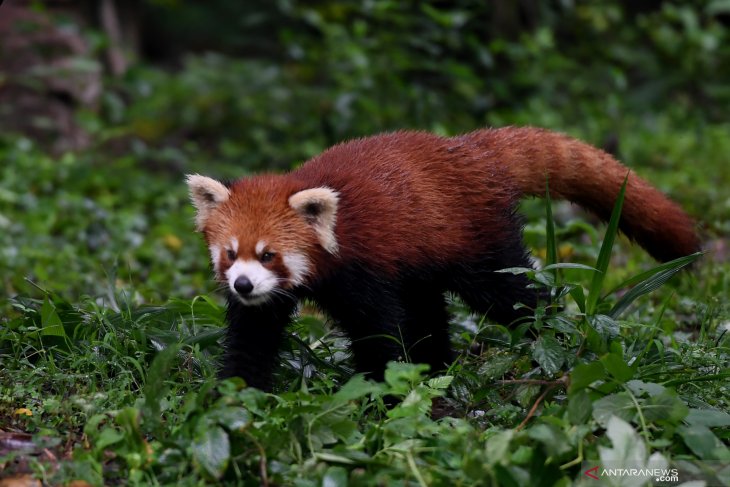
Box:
462;127;700;262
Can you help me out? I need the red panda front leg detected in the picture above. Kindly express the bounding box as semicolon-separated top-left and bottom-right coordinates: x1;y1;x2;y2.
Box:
222;294;298;391
317;268;413;381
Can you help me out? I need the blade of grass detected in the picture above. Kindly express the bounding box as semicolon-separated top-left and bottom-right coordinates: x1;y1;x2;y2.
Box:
604;252;704;297
586;174;629;315
608;253;702;319
545;177;558;274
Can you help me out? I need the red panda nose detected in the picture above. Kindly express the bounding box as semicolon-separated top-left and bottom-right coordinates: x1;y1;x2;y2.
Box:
234;276;254;295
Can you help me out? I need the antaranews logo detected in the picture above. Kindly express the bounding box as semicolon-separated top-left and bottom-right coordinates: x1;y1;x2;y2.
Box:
583;465;680;483
584;466;600;480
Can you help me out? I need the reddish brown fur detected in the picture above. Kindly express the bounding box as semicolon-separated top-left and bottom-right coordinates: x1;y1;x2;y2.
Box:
196;126;700;390
460;127;700;262
204;127;698;279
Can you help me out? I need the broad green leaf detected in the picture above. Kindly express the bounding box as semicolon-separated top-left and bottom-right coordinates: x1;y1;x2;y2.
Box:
40;296;66;337
568;285;586;313
332;374;383;404
642;391;689;423
192;425;230;479
626;380;666;397
427;375;454;390
678;425;725;460
545;315;578;334
568;389;593;425
599;416;669;487
94;428;124;452
322;466;349;487
590;314;619;339
384;362;430;395
478;352;519;380
527;423;572;457
533;335;565;375
601;353;633;383
486;430;514;465
207;407;251;432
569;361;606;394
593;394;635;427
685;408;730;427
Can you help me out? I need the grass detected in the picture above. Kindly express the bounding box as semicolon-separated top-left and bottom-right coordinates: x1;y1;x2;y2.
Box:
1;113;729;485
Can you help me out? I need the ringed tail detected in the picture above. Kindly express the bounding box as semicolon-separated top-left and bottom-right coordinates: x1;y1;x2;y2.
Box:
463;127;701;262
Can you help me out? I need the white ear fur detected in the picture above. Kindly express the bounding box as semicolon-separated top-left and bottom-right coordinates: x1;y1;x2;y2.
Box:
186;174;231;231
289;187;340;255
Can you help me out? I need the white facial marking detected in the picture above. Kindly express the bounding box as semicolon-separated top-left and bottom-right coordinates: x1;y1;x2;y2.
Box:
209;244;222;272
255;240;267;255
226;259;279;306
230;238;239;254
283;252;311;286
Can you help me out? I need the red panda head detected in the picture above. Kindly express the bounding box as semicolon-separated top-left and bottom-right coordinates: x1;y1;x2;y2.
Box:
186;174;339;306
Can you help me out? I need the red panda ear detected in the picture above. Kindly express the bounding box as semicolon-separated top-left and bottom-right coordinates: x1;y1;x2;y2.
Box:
186;174;230;231
289;187;340;255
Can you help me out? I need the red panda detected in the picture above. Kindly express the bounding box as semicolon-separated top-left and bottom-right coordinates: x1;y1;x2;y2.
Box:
187;127;700;391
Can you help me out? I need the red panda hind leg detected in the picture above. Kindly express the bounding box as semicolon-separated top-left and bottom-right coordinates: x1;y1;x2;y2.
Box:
313;264;454;381
397;279;454;373
448;240;540;326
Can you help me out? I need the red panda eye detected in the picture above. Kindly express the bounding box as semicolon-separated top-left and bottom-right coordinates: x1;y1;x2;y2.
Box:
260;252;275;263
226;249;236;261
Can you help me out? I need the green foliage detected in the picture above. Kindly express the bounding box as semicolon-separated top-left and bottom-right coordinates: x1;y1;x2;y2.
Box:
1;1;729;485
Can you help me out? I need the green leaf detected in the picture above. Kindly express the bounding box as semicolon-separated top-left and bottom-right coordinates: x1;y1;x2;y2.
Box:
332;374;382;404
207;407;251;432
569;361;606;394
593;394;635;427
478;352;519;380
601;353;633;383
485;430;514;465
568;389;593;425
608;252;703;318
94;428;124;452
678;425;725;460
143;344;181;434
192;425;231;479
533;335;565;375
642;391;688;423
426;375;454;390
542;263;598;272
545;178;558;275
40;296;66;337
605;252;702;296
322;466;349;487
384;362;430;396
568;285;586;313
545;315;578;334
590;314;620;340
599;416;668;480
527;423;571;457
685;408;730;427
625;380;666;397
115;407;147;453
587;175;628;315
